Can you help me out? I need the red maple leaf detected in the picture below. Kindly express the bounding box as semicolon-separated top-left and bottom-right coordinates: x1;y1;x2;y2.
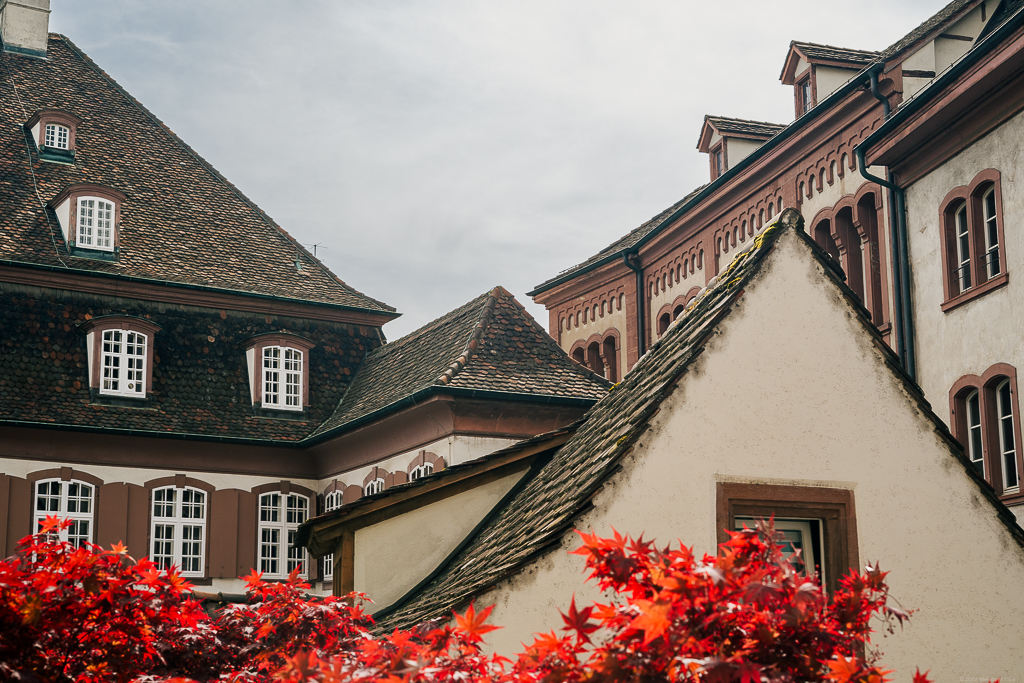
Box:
560;595;599;643
453;602;500;640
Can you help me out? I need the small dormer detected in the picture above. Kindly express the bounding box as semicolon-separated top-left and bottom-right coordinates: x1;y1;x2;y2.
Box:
47;183;126;261
696;116;786;181
780;42;879;118
25;109;81;164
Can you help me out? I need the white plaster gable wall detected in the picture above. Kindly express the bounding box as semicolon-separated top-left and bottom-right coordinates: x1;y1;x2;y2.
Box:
353;470;524;614
473;230;1024;680
320;434;520;496
725;137;762;169
814;66;858;101
905;107;1024;512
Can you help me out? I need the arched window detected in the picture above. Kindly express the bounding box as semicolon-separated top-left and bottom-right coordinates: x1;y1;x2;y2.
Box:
322;489;345;580
587;341;604;376
951;365;1022;496
365;476;386;495
602;336;618;383
572;347;585;365
152;486;206;577
258;492;309;578
34;478;94;547
410;463;433;481
658;313;670;337
673;304;685;320
619;293;625;310
940;170;1007;308
996;379;1019;492
45;123;69;149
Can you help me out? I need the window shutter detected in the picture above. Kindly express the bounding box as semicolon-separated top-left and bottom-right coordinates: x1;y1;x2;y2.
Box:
209;489;240;579
96;482;130;549
1;475;31;556
236;490;258;578
125;484;149;558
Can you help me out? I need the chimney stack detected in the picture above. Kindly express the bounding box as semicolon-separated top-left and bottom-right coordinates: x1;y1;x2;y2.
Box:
1;0;50;58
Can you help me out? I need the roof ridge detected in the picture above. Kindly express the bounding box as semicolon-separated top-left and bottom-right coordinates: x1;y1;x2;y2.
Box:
436;286;502;386
51;34;395;314
706;115;787;127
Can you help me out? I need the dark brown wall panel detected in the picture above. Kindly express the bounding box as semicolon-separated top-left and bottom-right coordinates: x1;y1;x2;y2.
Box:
0;475;11;554
209;489;240;579
126;484;149;560
96;482;129;549
236;490;257;579
7;476;31;556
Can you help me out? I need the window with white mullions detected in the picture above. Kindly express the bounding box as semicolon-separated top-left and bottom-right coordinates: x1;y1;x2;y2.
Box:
262;346;303;410
151;486;206;576
954;202;972;293
364;477;385;495
736;516;824;586
966;390;985;476
322;490;344;580
44;123;69;149
983;187;1000;279
997;380;1019;492
33;479;94;547
258;492;309;578
101;330;146;397
409;463;433;481
77;197;115;251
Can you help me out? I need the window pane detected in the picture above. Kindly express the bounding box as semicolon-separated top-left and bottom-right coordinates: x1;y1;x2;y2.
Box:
955;205;971;292
286;495;308;525
967;391;984;474
260;493;280;522
153;524;174;569
998;381;1018;489
983;189;1000;278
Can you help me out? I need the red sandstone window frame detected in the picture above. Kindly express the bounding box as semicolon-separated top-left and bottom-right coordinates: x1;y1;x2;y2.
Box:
949;363;1024;501
243;333;316;413
25;109;81;156
939;169;1009;312
47;183;126;255
81;316;161;400
716;482;858;594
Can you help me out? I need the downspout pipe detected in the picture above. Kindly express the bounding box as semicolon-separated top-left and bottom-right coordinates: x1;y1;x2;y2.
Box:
857;68;916;381
623;251;646;358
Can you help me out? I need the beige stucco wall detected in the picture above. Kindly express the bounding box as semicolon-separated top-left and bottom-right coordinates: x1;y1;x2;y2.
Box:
558;299;629;381
905;107;1024;523
353;470;524;614
815;66;857;101
725;137;762;169
472;230;1024;681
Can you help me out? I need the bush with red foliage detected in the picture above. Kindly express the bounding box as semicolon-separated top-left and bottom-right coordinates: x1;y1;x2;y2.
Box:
0;516;935;682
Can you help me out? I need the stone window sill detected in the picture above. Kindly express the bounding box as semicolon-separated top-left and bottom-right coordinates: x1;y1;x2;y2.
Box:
941;272;1009;313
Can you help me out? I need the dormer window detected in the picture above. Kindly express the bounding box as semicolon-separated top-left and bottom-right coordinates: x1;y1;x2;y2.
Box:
81;316;161;404
780;42;879;119
243;333;316;416
48;183;126;261
45;123;69;149
798;74;814;115
25;109;81;163
696;116;786;182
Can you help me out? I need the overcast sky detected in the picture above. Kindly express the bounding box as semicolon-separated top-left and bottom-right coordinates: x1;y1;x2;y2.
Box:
51;0;941;340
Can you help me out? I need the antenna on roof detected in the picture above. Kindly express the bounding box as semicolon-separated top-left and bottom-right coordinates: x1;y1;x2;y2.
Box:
305;243;327;257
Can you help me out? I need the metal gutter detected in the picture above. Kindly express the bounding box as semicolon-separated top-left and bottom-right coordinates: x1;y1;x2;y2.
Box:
0;417;306;447
528;62;883;297
860;3;1024;150
0;257;399;318
623;251;646;356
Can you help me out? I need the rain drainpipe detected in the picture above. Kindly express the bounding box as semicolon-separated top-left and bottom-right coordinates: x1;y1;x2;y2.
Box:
623;251;646;357
857;68;916;381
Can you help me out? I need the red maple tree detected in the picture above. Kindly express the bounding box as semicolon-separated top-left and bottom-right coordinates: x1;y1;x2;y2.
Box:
0;516;939;683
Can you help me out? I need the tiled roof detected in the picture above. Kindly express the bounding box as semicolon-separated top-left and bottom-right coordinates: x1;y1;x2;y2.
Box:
529;185;707;293
374;210;1024;631
881;0;975;59
704;116;786;139
0;35;393;313
791;41;880;65
311;287;610;437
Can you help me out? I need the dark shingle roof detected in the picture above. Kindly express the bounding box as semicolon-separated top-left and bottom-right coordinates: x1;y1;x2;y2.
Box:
791;41;880;65
704;116;786;139
374;210;1024;631
0;35;393;313
311;287;610;437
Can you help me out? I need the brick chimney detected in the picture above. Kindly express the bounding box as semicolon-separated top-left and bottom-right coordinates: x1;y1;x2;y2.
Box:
1;0;50;58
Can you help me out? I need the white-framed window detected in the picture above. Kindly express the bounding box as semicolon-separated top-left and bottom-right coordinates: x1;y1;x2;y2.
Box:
258;492;309;578
983;187;1001;279
736;516;823;585
954;202;972;293
34;478;94;547
262;346;303;410
100;329;147;397
76;197;115;251
966;390;985;476
44;123;69;150
322;490;344;580
364;477;385;496
151;486;206;577
997;379;1019;493
409;463;433;481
